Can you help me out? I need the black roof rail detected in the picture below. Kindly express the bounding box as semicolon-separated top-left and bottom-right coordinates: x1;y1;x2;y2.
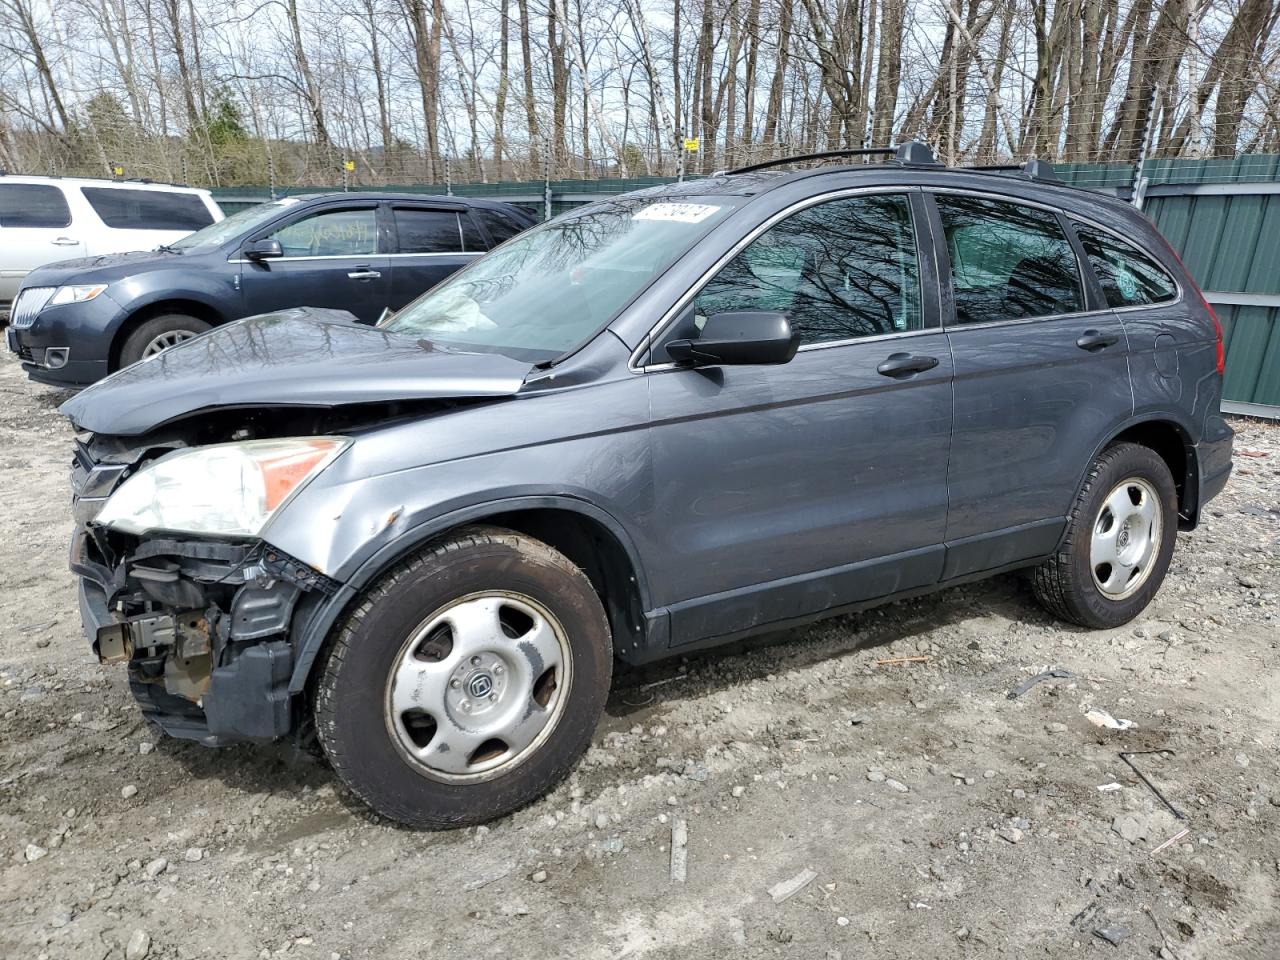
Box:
720;141;939;176
961;158;1061;184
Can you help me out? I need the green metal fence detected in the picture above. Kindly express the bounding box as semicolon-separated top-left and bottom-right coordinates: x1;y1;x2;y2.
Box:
212;154;1280;413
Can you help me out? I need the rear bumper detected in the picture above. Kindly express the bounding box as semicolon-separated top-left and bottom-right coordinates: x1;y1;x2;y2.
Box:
1190;412;1234;522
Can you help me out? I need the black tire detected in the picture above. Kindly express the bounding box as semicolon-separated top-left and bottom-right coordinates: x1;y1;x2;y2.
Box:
313;525;612;828
118;314;211;367
1032;442;1178;629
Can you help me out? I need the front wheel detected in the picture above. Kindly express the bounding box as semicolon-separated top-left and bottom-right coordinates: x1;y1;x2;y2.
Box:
313;526;612;827
1032;442;1178;629
119;314;211;367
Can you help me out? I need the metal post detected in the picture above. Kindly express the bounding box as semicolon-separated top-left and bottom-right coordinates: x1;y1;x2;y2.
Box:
677;135;685;183
543;142;552;221
445;152;453;196
342;157;349;193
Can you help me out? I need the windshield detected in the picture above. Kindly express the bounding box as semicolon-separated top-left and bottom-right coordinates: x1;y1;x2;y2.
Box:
168;198;306;253
383;196;741;361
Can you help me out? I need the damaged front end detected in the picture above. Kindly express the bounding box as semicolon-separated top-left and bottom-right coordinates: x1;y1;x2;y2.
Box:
71;432;339;746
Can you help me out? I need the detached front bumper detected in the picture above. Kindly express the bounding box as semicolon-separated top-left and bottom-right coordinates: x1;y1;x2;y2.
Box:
71;527;332;746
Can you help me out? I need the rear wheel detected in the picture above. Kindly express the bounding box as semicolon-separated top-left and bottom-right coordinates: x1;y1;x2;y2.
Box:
313;526;612;827
119;314;211;367
1032;442;1178;628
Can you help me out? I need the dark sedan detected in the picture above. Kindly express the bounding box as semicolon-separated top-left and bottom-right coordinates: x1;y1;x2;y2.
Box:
5;192;535;387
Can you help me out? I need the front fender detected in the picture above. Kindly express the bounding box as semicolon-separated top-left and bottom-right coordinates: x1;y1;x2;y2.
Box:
279;494;652;694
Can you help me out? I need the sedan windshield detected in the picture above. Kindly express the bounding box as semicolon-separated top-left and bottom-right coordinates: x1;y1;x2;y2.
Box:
168;198;306;253
383;196;741;361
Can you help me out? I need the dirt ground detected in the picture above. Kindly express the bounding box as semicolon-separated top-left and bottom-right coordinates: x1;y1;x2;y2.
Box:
0;351;1276;960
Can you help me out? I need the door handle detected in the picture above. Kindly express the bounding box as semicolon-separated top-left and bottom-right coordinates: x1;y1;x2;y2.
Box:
877;353;939;378
51;237;78;246
1076;329;1119;351
347;269;381;280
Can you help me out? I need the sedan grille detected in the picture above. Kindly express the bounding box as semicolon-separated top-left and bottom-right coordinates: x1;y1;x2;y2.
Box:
10;286;55;329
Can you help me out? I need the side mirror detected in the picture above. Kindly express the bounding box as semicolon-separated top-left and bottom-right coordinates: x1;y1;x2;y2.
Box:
243;238;283;261
666;311;801;367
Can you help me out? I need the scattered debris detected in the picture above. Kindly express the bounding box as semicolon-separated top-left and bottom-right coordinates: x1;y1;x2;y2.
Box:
529;869;548;884
1120;751;1188;820
1238;448;1269;458
1086;709;1135;730
875;656;930;666
1097;782;1122;792
670;819;688;883
1007;668;1073;700
462;862;514;891
768;868;818;904
143;857;168;880
125;929;151;960
24;843;47;863
1150;827;1192;856
1094;924;1131;947
120;784;139;799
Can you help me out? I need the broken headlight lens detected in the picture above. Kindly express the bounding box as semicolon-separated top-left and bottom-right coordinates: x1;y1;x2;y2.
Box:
95;437;349;537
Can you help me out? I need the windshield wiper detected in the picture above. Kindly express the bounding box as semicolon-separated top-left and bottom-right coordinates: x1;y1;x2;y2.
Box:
155;243;184;255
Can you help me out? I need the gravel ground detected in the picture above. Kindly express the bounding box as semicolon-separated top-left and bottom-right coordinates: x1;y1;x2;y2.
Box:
0;351;1277;960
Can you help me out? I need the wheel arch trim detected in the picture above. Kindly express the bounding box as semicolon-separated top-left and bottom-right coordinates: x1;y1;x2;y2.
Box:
285;494;652;694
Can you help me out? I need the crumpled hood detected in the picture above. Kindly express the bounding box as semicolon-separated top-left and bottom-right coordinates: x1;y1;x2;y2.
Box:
60;308;532;436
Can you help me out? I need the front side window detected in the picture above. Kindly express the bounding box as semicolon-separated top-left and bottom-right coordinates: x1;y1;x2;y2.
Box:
81;187;214;230
937;195;1083;324
477;209;527;245
1074;224;1177;307
0;184;71;228
394;208;462;254
383;196;740;361
269;208;377;257
658;193;921;356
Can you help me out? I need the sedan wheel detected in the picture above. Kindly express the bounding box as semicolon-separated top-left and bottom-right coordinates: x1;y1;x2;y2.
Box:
141;329;198;357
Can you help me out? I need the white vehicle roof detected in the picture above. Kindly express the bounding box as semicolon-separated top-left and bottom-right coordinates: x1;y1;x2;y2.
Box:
0;174;212;196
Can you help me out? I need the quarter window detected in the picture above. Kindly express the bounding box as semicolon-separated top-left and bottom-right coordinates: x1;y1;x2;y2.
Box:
936;195;1083;324
663;193;921;354
476;209;526;245
1074;224;1177;307
0;184;71;228
269;208;377;257
394;207;462;254
81;187;214;230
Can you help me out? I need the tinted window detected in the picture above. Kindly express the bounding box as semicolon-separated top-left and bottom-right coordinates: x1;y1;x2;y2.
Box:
394;208;461;253
1075;224;1177;307
460;212;487;252
477;209;526;245
675;193;921;349
937;195;1083;324
0;184;71;227
81;187;214;230
270;208;377;256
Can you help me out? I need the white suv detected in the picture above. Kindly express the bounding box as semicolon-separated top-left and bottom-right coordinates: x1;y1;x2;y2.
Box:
0;176;222;317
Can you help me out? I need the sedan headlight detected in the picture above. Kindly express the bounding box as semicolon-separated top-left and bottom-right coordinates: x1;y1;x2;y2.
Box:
96;437;348;537
49;283;108;306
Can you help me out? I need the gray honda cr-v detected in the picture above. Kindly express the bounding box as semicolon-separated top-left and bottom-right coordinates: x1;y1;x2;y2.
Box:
60;142;1233;827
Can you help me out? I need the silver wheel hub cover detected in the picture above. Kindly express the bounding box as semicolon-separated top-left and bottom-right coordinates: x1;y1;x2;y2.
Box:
1090;476;1162;601
385;593;571;783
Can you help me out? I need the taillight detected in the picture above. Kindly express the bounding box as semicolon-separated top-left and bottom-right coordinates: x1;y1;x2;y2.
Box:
1199;292;1225;376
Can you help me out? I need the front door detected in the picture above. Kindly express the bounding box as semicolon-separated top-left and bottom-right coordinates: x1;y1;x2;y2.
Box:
929;191;1133;578
644;191;954;646
239;203;390;324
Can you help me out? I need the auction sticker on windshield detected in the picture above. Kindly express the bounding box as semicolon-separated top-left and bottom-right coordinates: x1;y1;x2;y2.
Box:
632;202;724;224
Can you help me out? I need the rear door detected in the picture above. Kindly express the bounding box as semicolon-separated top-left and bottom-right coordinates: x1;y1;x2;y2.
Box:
929;191;1132;578
644;190;954;645
0;184;82;306
387;204;485;309
239;202;390;324
78;186;216;253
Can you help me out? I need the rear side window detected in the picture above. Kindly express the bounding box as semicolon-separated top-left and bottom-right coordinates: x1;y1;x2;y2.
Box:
1074;224;1177;307
81;187;214;230
682;192;922;347
936;195;1083;324
0;184;71;227
476;209;526;245
394;208;462;253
